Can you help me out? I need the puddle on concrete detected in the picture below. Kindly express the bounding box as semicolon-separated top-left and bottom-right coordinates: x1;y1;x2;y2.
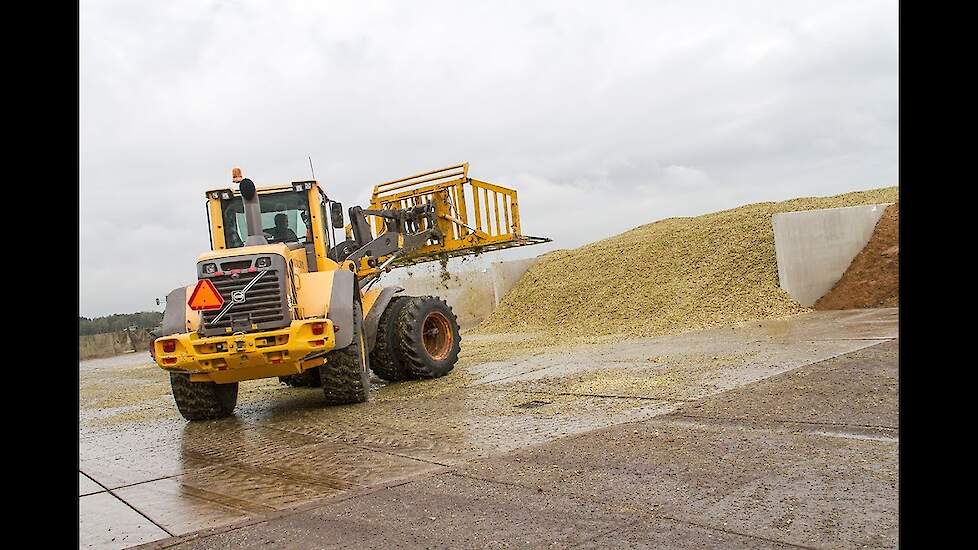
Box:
79;308;897;548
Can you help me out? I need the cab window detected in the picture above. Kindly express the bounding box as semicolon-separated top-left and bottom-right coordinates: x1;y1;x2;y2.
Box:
221;191;312;248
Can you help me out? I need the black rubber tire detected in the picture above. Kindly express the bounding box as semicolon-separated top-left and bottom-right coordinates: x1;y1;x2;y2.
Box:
320;300;370;405
396;296;461;379
369;295;415;381
169;372;238;421
279;368;322;388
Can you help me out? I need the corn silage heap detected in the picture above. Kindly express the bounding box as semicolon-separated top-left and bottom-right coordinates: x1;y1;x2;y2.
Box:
479;187;899;340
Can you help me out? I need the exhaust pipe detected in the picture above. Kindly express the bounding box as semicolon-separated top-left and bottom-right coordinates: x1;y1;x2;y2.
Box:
233;168;267;246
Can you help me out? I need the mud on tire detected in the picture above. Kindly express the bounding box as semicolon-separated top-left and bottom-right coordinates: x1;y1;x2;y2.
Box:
320;300;370;405
170;373;238;421
369;295;415;381
396;296;461;378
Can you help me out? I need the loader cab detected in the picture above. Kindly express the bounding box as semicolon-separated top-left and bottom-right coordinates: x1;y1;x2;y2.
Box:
204;181;343;272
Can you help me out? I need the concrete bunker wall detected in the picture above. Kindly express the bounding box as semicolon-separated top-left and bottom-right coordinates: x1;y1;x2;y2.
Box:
773;203;893;307
393;257;540;328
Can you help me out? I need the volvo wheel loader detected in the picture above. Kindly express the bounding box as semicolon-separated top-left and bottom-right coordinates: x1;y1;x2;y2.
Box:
150;163;548;420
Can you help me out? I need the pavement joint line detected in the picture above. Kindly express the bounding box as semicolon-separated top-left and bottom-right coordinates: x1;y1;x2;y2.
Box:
90;472;191;493
474;385;691;404
654;513;819;550
362;448;453;468
79;471;108;497
463;362;558;387
98;455;356;496
445;470;566;491
809;431;898;443
665;414;898;432
83;472;176;538
807;337;896;341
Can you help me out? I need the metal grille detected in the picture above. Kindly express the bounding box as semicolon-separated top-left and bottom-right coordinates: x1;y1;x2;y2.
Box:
200;270;288;335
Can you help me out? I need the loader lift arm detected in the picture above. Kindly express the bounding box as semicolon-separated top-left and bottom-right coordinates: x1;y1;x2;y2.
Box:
342;203;443;265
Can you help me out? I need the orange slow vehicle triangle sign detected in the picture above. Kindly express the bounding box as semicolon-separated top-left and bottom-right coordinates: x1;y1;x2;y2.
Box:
188;279;224;310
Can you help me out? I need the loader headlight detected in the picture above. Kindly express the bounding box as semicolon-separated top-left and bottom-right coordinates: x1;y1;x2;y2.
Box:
255;257;271;268
203;263;218;274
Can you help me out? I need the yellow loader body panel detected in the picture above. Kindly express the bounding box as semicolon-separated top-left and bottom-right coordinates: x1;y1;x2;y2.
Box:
153;318;337;384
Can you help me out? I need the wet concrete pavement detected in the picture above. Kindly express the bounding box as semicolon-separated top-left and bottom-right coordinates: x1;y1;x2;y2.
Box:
79;308;897;549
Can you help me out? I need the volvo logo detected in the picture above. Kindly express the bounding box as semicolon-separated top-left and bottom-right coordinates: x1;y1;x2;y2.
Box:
212;271;267;324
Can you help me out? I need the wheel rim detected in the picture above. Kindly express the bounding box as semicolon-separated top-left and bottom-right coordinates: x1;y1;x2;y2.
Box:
422;311;453;361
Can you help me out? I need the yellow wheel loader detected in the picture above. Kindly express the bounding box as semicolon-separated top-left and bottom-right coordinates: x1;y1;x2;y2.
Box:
150;163;548;420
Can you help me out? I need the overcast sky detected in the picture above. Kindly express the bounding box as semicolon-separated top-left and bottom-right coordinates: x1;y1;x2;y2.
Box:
80;0;897;318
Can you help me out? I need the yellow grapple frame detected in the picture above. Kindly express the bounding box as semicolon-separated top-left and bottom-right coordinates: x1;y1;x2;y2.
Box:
362;162;549;274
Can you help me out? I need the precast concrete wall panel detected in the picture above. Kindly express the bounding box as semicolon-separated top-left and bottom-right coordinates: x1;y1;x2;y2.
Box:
490;258;539;306
392;257;541;328
772;204;892;306
395;269;495;329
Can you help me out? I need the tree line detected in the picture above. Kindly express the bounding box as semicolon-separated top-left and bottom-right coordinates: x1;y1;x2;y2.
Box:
79;312;163;336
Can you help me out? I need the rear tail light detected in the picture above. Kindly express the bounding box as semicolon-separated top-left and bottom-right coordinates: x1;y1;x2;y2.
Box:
161;340;176;353
311;323;324;335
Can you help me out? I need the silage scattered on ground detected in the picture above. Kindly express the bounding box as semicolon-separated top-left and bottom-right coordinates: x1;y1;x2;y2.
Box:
478;187;898;342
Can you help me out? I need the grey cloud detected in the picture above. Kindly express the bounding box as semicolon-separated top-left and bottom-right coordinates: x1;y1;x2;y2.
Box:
80;0;897;317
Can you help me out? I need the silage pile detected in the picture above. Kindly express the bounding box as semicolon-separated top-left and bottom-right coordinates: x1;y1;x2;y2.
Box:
479;186;899;340
815;203;899;310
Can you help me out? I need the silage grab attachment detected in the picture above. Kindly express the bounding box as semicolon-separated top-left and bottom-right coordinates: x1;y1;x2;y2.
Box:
362;162;550;270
